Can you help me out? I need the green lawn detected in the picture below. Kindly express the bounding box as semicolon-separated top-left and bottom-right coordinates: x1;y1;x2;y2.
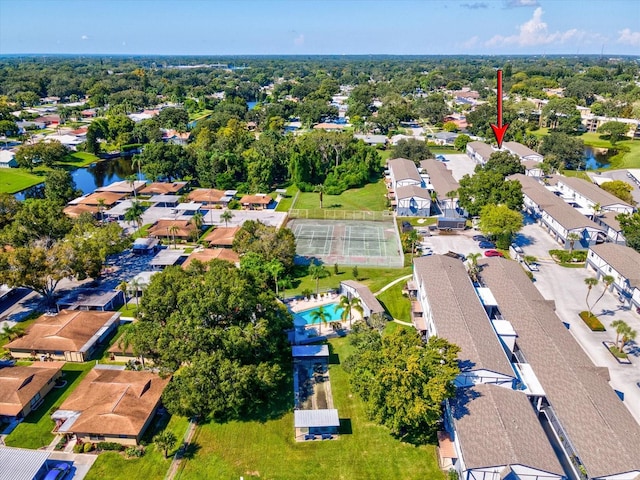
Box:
377;282;411;322
5;362;94;449
85;415;189;480
292;180;388;214
59;152;99;168
273;185;300;212
0;167;47;194
175;337;444;480
580;134;640;170
287;265;411;298
188;110;213;122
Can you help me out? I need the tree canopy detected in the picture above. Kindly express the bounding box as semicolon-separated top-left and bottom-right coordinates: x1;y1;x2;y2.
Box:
600;180;634;205
232;220;296;271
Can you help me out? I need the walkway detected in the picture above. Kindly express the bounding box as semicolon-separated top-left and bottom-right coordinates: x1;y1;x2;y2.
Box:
373;274;412;296
165;419;198;480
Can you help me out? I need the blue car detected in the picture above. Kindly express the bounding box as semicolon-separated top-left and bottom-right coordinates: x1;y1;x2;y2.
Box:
478;241;496;249
44;463;70;480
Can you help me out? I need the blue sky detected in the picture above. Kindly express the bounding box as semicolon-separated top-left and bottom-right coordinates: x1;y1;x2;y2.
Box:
1;0;639;55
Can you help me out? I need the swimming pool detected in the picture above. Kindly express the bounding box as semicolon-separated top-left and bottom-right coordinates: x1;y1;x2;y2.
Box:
294;303;344;325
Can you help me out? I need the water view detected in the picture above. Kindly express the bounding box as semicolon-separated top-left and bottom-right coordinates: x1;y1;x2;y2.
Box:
581;146;617;170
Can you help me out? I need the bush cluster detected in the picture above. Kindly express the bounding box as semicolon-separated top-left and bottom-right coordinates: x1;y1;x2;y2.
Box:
125;446;145;458
97;441;125;451
579;311;606;332
549;249;587;263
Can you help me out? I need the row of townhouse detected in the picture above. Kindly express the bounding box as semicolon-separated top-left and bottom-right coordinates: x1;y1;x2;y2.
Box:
410;255;640;480
510;174;635;249
466;141;543;165
587;243;640;311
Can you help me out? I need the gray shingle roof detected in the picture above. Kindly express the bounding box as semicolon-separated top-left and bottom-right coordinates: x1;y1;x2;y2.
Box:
413;256;514;377
395;185;431;200
467;141;494;162
451;384;563;475
590;243;640;289
420;159;460;198
388;158;422;184
509;174;604;232
478;258;640;477
503;141;542;159
339;280;385;315
557;176;633;209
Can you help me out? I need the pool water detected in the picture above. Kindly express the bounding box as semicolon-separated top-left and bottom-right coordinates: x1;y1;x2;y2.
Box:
294;303;344;325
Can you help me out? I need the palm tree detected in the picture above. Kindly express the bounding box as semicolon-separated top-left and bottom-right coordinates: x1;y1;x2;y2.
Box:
591;202;602;219
124;201;145;230
190;211;204;241
127;175;138;200
267;259;285;297
611;320;627;351
620;325;637;352
118;281;129;306
168;225;179;249
314;184;325;209
467;252;482;282
336;295;364;328
584;277;599;314
567;232;581;254
97;198;106;224
309;306;330;334
153;431;177;459
220;210;234;228
591;275;615;313
128;278;141;309
132;155;144;182
446;190;457;210
309;263;330;296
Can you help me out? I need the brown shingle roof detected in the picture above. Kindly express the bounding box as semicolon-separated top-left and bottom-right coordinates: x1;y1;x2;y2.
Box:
413;256;513;377
0;363;63;416
388;158;422;183
590;243;640;289
340;280;385;315
451;384;563;474
75;191;126;207
509;174;604;232
187;189;226;203
478;258;640;477
182;248;240;268
139;182;188;195
6;311;120;354
63;204;99;218
203;226;239;247
240;194;272;205
57;369;170;437
148;219;198;239
420;159;459;198
557;176;633;209
503;141;542;159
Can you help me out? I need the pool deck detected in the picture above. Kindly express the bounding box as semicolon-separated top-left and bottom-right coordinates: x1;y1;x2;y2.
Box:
288;294;341;313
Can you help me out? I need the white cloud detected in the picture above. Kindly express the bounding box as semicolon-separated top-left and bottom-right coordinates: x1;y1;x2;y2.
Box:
294;33;305;46
618;28;640;47
461;36;479;49
461;2;488;9
486;7;583;47
505;0;539;7
81;35;89;40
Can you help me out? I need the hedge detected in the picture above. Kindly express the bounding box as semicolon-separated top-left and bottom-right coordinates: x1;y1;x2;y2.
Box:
579;311;606;331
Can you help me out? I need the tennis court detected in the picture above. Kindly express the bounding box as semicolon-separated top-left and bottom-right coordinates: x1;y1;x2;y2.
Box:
288;219;403;267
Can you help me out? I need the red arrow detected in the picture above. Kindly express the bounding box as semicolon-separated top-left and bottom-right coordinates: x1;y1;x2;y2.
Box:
490;69;509;149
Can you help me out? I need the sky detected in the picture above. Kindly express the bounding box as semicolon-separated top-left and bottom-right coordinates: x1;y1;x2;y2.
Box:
0;0;639;56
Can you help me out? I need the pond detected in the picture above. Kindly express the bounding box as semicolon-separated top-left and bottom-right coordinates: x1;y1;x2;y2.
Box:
14;157;144;201
581;146;617;170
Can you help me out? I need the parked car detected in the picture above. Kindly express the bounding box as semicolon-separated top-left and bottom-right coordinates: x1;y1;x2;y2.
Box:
401;221;413;233
44;463;70;480
472;235;488;242
444;251;466;261
436;154;447;162
478;241;496;249
484;250;504;257
511;243;524;254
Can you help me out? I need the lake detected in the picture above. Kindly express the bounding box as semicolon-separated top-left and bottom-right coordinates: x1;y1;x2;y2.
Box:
15;157;142;201
582;146;617;170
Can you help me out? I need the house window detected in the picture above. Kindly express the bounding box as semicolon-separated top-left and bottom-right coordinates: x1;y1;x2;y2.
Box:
30;393;41;407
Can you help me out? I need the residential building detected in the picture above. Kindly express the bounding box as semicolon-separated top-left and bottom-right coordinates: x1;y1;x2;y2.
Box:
479;258;640;479
354;134;388;146
70;191;126;208
555;176;634;214
587;243;640;310
433;131;459;146
395;185;431;217
387;158;423;191
0;363;63;421
509;174;605;249
420;159;460;209
522;159;544;178
182;248;240;268
187;188;228;205
411;256;516;388
466;141;494;164
139;181;188;195
203;226;240;248
6;310;120;362
63;204;99;218
594;211;627;245
0;150;17;168
502;141;543;162
56;289;124;312
339;280;385;318
51;369;170;445
96;180;146;195
148;219;198;240
239;194;272;210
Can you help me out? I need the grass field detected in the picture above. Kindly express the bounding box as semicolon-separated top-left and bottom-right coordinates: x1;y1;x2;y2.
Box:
292;180;388;214
287;265;411;297
175;336;444;480
59;152;99;167
4;362;94;449
580;133;640;170
85;415;190;480
377;282;411;322
0;167;47;194
274;185;299;212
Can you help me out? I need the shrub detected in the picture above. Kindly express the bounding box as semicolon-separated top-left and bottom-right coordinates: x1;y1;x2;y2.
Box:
54;438;66;451
73;443;83;454
125;446;145;458
227;199;241;210
549;249;587;263
83;442;94;453
579;311;606;331
97;441;124;451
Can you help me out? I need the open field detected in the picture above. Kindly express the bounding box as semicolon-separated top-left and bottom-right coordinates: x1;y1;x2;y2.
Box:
377;282;411;322
85;415;190;480
175;337;444;480
5;362;94;449
59;152;99;167
273;184;299;212
0;167;47;194
292;180;388;214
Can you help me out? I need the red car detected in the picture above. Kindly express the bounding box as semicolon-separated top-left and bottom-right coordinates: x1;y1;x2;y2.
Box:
484;250;504;257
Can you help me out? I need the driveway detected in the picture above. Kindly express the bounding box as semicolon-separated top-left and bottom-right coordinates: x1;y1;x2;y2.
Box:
47;453;97;480
519;218;640;423
437;153;476;182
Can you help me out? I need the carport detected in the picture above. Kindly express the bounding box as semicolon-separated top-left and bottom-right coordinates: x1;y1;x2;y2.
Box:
0;446;51;480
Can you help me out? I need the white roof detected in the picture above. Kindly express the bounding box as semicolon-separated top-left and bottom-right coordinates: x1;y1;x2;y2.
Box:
492;319;516;337
104;199;132;216
150;250;185;266
45;134;83;145
294;409;340;428
292;345;329;358
0;446;50;480
131;271;159;287
174;202;202;211
475;287;498;307
514;363;546;396
0;150;15;162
